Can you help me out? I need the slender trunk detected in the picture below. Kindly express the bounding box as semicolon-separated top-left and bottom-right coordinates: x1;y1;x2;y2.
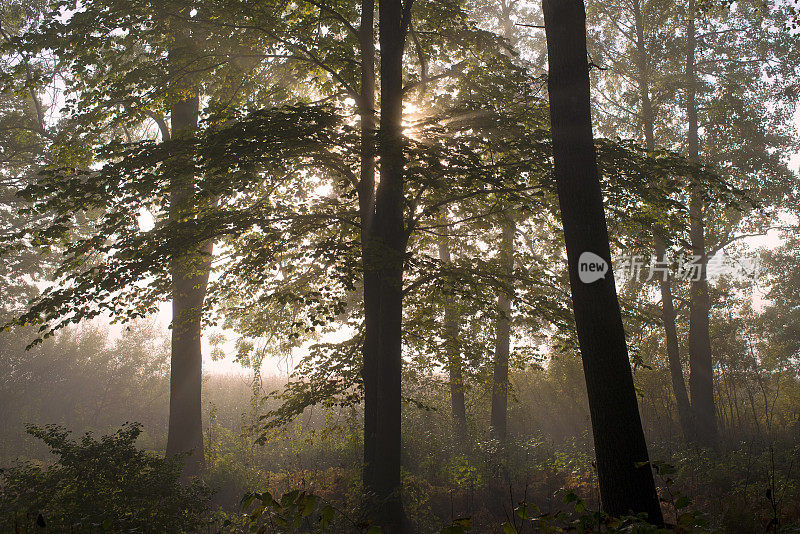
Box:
490;218;513;443
723;360;742;429
717;365;734;433
367;0;409;529
437;231;467;445
745;382;762;438
359;0;380;501
166;93;208;477
685;0;717;448
655;235;695;440
732;376;742;429
726;372;739;430
750;337;773;433
543;0;663;522
489;0;517;448
631;0;654;152
632;0;694;441
715;391;726;436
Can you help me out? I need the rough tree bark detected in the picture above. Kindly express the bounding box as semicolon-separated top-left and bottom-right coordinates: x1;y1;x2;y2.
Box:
490;218;514;443
543;0;663;522
685;0;717;448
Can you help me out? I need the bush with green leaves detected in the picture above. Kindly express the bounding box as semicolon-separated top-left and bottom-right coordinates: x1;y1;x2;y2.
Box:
0;422;212;532
234;489;380;533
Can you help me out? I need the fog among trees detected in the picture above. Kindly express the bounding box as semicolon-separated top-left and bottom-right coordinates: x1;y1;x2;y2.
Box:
1;0;800;531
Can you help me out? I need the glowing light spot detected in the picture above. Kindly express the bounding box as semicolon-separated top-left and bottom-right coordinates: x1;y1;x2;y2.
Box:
137;208;154;231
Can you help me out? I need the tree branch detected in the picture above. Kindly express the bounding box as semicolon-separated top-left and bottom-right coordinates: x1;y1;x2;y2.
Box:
402;59;468;95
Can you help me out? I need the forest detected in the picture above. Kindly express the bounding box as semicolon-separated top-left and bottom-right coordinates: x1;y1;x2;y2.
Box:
1;0;799;531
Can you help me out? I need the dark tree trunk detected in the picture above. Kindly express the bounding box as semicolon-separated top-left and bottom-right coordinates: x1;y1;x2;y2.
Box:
542;0;663;522
655;235;695;439
359;0;380;501
490;218;514;443
166;94;208;478
631;0;694;441
437;231;467;445
685;0;717;448
365;0;409;529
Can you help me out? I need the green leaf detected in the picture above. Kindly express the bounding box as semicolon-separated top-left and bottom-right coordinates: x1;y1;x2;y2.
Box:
241;493;257;510
281;489;300;507
677;512;692;526
249;505;265;521
301;494;318;517
320;504;335;528
441;517;472;533
674;495;691;509
261;491;278;508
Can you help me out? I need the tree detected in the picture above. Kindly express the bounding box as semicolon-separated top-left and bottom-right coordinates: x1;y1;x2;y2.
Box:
486;8;519;448
164;19;207;473
436;226;467;444
683;0;718;448
542;0;663;521
631;0;695;440
1;0;305;476
363;0;411;527
587;0;800;446
489;216;513;443
0;0;82;322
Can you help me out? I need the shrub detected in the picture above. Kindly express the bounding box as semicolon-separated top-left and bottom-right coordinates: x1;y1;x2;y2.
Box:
0;422;211;532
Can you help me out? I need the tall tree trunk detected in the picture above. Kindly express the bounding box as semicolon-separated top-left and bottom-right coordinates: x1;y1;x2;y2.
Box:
631;0;654;153
359;0;380;502
490;0;517;449
366;0;409;529
631;0;694;441
685;0;717;448
543;0;663;522
437;230;467;445
654;235;695;439
490;218;514;443
726;361;742;428
166;93;208;478
744;382;762;438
